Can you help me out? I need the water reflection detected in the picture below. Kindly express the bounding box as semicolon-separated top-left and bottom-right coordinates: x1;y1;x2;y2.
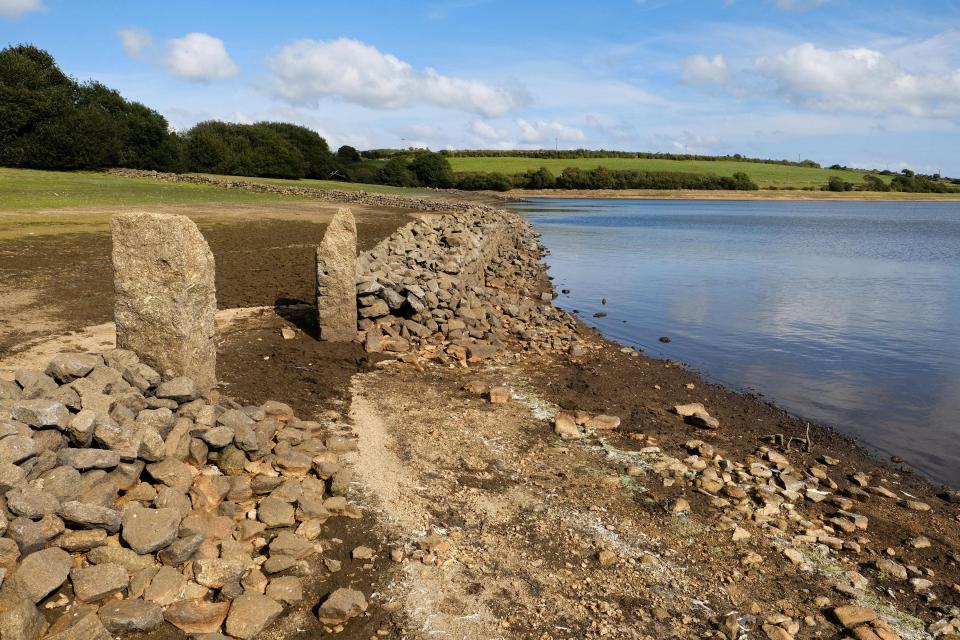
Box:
519;198;960;487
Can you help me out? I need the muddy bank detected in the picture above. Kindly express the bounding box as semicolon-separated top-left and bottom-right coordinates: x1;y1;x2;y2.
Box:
0;213;414;359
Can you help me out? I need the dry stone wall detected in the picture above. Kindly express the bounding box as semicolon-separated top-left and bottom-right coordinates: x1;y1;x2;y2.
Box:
353;206;580;358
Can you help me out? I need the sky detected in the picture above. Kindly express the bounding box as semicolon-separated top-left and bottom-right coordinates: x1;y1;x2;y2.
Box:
2;0;959;175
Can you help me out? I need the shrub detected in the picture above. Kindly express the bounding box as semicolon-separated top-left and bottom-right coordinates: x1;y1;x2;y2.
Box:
409;151;454;188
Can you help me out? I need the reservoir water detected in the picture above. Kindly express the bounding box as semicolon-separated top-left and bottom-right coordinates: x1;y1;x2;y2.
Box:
514;198;960;487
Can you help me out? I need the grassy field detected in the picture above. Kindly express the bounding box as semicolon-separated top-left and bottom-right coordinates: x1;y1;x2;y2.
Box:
0;168;427;213
447;156;882;189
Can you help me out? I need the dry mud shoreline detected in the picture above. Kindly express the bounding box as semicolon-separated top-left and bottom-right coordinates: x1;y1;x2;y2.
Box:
1;175;959;640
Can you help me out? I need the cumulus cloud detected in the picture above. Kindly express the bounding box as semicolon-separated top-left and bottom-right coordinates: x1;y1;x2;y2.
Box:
165;33;239;81
469;120;508;141
118;30;239;81
266;38;517;116
680;54;729;85
0;0;42;19
118;28;153;59
516;119;586;144
756;42;960;118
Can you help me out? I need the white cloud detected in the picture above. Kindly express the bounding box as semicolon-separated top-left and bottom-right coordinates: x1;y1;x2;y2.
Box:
756;42;960;118
0;0;42;19
118;30;239;82
516;119;586;144
118;28;153;59
266;38;517;116
165;33;239;81
469;120;507;141
680;54;729;85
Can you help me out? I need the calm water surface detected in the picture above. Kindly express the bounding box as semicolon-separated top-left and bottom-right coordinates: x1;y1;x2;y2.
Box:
514;198;960;487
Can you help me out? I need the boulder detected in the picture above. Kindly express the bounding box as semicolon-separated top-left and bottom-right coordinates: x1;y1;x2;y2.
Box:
11;400;70;429
0;597;47;640
111;212;217;391
97;599;163;634
224;593;283;640
121;506;180;554
316;207;358;342
69;563;129;602
317;587;368;624
12;547;72;602
45;354;101;383
163;599;230;634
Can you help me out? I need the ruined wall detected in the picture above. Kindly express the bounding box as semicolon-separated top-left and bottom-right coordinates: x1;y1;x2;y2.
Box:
351;206;575;356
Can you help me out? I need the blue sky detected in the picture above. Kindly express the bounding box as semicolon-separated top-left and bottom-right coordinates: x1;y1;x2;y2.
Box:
2;0;959;175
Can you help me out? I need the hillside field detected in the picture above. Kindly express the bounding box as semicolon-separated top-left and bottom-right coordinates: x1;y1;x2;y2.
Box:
446;156;882;189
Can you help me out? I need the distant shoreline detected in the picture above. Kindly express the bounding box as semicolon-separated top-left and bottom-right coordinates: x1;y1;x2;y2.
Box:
502;188;960;201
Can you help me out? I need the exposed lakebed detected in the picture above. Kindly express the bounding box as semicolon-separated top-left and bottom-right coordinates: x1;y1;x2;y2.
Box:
515;197;960;487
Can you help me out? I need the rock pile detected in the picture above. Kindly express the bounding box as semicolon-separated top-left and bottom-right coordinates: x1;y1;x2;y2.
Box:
0;351;366;640
355;208;580;358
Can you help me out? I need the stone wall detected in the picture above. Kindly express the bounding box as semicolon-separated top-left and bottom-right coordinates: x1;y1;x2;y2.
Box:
352;206;578;357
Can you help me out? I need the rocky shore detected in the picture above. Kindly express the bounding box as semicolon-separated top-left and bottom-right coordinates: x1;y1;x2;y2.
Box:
4;173;960;639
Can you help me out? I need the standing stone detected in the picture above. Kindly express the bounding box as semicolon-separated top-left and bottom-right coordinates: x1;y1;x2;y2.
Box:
316;207;357;342
112;212;217;391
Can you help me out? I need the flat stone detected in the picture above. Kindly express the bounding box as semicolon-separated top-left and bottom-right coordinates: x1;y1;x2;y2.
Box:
7;515;65;554
193;558;247;589
0;597;47;640
317;207;358;342
258;497;295;527
92;420;140;460
265;576;303;605
0;462;27;492
121;506;181;554
158;531;205;566
6;485;60;519
57;448;120;470
112;212;217;391
225;593;283;640
146;458;193;492
317;587;368;624
86;546;156;573
57;529;108;552
97;599;163;634
57;501;121;532
143;566;187;606
155;377;199;402
46;354;101;383
11;400;70;430
70;563;129;602
163;599;230;635
585;414;621;431
832;606;877;629
0;435;36;464
12;547;72;602
45;604;111;640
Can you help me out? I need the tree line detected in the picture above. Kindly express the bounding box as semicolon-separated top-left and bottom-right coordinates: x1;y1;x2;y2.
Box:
3;44;956;194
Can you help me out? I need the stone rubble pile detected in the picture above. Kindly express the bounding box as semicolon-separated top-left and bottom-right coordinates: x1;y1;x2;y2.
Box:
0;351;367;640
355;207;580;359
559;414;959;640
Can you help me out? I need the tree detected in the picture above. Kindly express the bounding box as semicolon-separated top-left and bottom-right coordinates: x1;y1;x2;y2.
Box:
826;176;853;192
259;122;334;178
336;145;362;163
409;151;454;188
523;167;555;189
861;174;889;192
378;157;419;187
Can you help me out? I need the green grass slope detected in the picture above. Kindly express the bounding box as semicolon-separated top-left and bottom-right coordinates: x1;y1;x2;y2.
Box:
446;156;881;189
